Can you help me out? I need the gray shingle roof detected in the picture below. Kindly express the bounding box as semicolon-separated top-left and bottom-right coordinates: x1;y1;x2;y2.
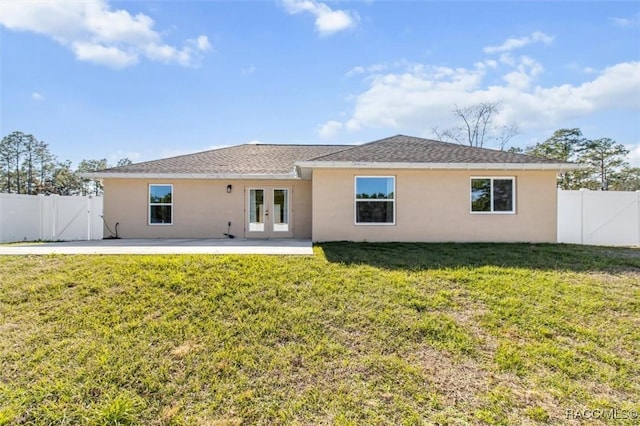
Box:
90;135;574;179
309;135;561;164
99;144;351;175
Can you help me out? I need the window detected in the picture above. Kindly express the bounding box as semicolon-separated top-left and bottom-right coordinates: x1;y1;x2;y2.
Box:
273;188;289;232
149;184;173;224
248;188;264;232
355;176;395;224
471;177;515;213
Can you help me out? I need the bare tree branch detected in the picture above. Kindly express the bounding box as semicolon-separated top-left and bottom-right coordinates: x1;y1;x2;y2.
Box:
434;102;518;149
497;123;519;151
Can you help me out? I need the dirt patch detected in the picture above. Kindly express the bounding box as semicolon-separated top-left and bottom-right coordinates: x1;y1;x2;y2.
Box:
170;340;201;358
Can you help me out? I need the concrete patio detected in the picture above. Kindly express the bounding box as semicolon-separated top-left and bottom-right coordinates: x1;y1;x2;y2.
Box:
0;238;314;255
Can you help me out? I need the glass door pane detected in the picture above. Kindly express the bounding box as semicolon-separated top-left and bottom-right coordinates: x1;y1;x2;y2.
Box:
272;189;289;232
249;189;265;232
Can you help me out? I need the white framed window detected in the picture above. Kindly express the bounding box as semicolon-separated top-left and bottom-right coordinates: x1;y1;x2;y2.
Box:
470;177;515;214
149;184;173;225
355;176;396;225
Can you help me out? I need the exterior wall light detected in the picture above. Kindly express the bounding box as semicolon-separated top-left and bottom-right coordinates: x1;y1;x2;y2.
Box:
226;184;233;193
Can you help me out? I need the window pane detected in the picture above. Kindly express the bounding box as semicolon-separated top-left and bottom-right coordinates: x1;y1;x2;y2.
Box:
493;179;513;212
150;205;172;224
249;189;264;227
150;185;172;203
471;179;491;212
356;177;394;199
356;201;394;223
273;189;288;224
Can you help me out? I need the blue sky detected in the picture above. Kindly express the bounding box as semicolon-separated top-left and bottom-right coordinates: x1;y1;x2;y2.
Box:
1;1;639;167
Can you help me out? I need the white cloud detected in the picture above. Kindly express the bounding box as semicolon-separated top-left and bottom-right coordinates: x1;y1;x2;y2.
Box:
345;118;361;131
345;65;365;78
146;35;210;66
502;56;543;90
241;65;256;76
0;0;210;68
345;62;393;78
281;0;358;36
627;145;640;167
475;59;498;70
318;120;343;138
72;41;138;68
31;92;44;101
335;57;640;141
610;15;640;28
193;35;211;51
484;31;554;54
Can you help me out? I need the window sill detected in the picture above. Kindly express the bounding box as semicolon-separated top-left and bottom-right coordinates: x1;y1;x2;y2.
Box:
470;211;516;215
354;222;396;226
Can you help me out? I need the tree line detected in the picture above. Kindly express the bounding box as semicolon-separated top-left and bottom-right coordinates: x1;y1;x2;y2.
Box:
433;103;638;191
513;128;639;191
0;131;131;196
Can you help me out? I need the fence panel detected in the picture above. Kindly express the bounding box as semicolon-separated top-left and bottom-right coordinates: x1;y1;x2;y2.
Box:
0;194;103;243
0;194;42;242
558;189;640;246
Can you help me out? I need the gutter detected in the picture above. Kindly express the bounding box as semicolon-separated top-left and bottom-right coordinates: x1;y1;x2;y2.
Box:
78;172;301;180
294;161;588;171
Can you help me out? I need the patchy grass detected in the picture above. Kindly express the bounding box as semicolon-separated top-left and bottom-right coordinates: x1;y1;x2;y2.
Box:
0;243;638;425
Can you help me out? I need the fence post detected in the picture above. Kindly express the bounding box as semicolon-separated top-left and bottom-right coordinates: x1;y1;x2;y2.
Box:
52;195;58;241
579;188;589;245
637;191;640;246
0;194;3;242
87;196;92;241
39;195;44;241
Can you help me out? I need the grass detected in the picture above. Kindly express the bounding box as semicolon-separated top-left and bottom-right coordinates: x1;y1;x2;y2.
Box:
0;243;638;425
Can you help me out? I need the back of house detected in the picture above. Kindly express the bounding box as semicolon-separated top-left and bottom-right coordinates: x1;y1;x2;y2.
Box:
84;135;580;242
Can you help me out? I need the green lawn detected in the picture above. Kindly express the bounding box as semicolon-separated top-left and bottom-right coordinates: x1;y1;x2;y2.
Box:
1;243;638;425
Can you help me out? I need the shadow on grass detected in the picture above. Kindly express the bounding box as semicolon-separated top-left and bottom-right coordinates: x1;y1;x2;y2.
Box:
318;242;640;273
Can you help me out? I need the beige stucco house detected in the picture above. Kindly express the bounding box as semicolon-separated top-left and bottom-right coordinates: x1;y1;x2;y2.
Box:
86;135;580;242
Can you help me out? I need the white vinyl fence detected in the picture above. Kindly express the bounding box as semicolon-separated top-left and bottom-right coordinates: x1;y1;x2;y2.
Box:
2;191;637;246
0;194;103;243
558;189;640;246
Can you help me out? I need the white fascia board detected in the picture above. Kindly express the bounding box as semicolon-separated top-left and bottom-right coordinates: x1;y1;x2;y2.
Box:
295;161;587;171
80;172;300;180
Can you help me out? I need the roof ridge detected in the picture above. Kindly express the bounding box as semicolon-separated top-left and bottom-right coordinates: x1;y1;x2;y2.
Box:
240;143;353;147
307;145;359;161
306;135;408;161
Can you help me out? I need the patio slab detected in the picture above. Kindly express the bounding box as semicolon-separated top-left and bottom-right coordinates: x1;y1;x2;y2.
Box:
0;239;314;255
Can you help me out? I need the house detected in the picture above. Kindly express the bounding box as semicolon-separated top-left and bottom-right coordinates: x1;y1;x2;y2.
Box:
85;135;580;242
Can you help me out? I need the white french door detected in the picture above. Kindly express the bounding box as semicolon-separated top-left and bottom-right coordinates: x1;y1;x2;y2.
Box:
246;187;292;238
